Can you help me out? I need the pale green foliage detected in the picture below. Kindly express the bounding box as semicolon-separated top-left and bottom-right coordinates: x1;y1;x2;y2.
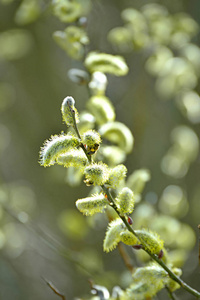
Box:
84;162;109;185
53;26;89;60
126;263;168;300
107;164;127;188
107;27;133;53
161;125;199;178
135;229;164;255
86;96;116;125
78;111;95;133
84;52;129;76
103;218;125;252
52;0;91;23
56;149;87;168
126;169;151;202
0;29;33;61
65;167;84;187
88;72;108;96
97;145;126;166
159;185;189;218
39;133;80;167
115;187;135;214
76;194;108;216
176;91;200;124
99;121;134;154
68;68;90;85
167;268;182;292
14;0;41;25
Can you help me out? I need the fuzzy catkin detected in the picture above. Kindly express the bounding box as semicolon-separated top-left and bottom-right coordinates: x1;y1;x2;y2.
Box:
39;134;80;167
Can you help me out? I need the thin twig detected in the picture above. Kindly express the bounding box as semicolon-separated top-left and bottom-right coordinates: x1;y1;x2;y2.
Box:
198;225;200;265
117;242;134;273
42;277;66;300
165;286;178;300
71;105;200;299
68;103;91;163
103;185;200;298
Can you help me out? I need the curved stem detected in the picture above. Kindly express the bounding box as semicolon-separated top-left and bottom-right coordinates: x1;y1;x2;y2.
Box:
70;105;200;299
101;185;200;299
68;104;92;163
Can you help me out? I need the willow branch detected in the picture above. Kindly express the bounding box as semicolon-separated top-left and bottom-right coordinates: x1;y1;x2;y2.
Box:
70;107;200;299
42;277;65;300
101;186;200;299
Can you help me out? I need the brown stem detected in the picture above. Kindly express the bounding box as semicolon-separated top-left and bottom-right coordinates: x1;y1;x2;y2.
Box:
117;242;134;273
42;277;65;300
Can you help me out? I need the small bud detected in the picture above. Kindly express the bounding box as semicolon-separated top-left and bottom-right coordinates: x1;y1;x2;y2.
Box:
82;130;101;155
120;231;138;245
135;229;164;255
158;249;164;259
128;216;133;225
78;17;88;28
126;169;151;197
61;96;79;126
132;244;143;250
103;218;125;252
107;164;127;188
39;133;80;167
84;162;109;185
76;194;108;216
68;68;89;85
115;187;135;215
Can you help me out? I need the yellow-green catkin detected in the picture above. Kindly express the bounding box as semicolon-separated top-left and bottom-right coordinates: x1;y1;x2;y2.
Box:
86;95;116;125
84;162;109;185
76;194;108;216
126;263;168;299
135;229;164;255
56;148;87;168
52;0;82;23
39;133;80;167
107;164;127;188
120;231;138;245
133;264;168;283
99;121;134;154
82;129;101;155
103;218;125;252
115;187;135;215
84;52;129;76
61;96;79;126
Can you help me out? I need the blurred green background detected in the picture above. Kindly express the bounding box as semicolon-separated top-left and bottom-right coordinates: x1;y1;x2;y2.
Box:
0;0;200;299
